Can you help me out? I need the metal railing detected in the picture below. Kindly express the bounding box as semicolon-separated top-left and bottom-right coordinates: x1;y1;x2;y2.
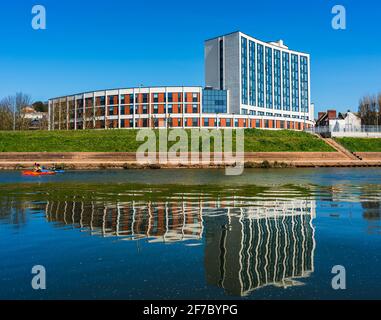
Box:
307;125;381;133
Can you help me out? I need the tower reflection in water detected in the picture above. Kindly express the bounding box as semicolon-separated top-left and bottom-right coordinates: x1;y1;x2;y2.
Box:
45;196;316;296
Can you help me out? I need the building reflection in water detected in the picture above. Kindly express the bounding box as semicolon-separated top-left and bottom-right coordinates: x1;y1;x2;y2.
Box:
44;197;316;296
204;200;316;296
46;200;204;243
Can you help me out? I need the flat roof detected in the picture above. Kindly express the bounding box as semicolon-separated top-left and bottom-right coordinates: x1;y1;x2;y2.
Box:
205;30;310;55
49;85;203;100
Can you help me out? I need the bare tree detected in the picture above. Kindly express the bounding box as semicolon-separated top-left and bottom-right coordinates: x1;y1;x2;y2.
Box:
0;98;13;130
378;93;381;127
0;92;32;130
358;94;379;126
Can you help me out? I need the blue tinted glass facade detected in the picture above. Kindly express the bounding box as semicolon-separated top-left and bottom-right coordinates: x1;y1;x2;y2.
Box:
282;52;290;111
241;37;248;105
291;54;299;112
257;44;264;108
300;56;309;113
202;89;228;113
249;40;256;106
274;49;281;110
265;47;273;108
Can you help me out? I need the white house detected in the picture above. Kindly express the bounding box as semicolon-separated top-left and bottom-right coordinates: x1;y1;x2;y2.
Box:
329;112;362;133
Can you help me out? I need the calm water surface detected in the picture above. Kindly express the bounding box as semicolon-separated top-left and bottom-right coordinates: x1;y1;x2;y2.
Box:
1;168;381;300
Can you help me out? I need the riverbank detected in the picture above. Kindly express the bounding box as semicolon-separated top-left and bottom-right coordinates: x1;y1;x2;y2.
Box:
2;130;381;169
1;151;381;170
335;137;381;152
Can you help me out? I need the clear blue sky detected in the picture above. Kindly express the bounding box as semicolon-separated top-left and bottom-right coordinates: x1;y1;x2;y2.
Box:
0;0;380;115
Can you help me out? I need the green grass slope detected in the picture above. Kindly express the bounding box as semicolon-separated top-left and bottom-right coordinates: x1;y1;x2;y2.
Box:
335;137;381;152
0;129;334;152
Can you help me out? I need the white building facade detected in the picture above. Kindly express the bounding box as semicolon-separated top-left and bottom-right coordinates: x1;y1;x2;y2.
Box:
205;31;314;128
48;31;314;131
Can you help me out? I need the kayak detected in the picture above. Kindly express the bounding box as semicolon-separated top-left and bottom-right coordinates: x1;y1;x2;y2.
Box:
22;170;56;176
41;168;65;173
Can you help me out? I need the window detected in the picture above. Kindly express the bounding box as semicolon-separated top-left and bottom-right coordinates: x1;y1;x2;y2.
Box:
142;93;148;104
282;52;290;111
100;96;105;106
265;120;269;128
142;105;148;114
249;40;256;106
121;95;125;104
274;50;281;110
192;104;198;113
265;47;273;108
192;118;198;127
168;104;173;113
203;118;209;126
241;36;248;105
153;93;159;103
234;119;238;127
257;44;264;107
300;56;309;114
219;39;224;90
168;93;173;102
226;119;231;127
153;105;158;114
120;106;125;115
202;89;228;113
256;119;261;128
192;93;198;103
291;54;299;112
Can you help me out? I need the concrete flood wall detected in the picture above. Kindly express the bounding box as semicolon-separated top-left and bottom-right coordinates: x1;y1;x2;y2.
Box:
1;152;381;169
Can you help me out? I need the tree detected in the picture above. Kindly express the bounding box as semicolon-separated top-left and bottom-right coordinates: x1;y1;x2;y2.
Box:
0;98;13;130
32;101;48;113
0;92;32;130
378;93;381;127
358;94;380;126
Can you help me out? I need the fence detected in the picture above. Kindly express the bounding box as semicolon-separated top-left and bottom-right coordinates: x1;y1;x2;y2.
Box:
306;125;381;138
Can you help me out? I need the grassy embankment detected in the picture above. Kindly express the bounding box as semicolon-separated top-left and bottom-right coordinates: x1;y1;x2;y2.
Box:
335;138;381;152
0;129;334;152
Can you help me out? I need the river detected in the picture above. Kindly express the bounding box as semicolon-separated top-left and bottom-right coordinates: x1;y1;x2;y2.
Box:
1;168;381;299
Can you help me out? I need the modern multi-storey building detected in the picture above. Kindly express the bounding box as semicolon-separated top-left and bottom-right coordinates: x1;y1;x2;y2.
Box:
48;31;314;130
205;31;313;124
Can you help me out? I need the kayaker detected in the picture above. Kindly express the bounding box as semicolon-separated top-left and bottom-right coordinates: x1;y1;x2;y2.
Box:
36;163;42;173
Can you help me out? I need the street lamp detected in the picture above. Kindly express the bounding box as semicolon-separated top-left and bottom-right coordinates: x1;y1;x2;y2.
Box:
13;97;16;131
